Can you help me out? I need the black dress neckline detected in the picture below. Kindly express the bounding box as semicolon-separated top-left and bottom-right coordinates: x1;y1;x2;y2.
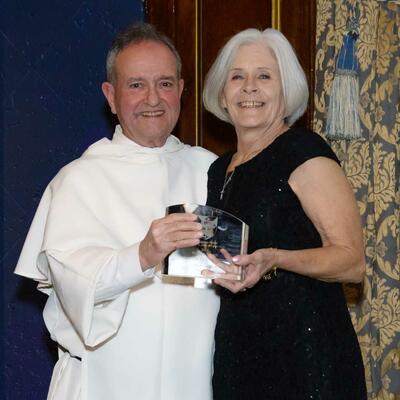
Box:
222;127;293;174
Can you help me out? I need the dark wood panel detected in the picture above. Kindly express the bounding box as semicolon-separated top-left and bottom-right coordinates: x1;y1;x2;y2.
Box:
144;0;176;38
201;1;272;74
145;0;317;155
280;0;316;130
200;0;272;153
173;1;198;146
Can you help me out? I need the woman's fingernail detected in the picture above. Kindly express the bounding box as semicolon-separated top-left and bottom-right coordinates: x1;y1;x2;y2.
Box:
232;256;239;262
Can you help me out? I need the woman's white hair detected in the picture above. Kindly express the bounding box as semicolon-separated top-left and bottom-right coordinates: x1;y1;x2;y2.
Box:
203;28;309;127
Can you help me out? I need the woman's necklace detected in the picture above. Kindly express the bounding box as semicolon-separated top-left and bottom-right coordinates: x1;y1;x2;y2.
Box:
219;141;272;201
219;148;260;200
219;170;235;200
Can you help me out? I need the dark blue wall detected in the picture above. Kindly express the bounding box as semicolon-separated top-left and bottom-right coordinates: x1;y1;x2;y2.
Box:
1;2;144;398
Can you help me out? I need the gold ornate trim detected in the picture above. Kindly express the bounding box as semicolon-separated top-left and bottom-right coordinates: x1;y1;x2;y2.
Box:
271;0;281;30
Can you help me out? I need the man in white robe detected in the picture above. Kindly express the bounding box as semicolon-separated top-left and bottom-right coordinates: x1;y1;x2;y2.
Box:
15;23;219;400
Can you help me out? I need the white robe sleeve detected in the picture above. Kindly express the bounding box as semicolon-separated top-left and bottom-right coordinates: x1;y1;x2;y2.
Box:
15;186;52;285
15;178;154;348
38;243;151;347
94;244;155;303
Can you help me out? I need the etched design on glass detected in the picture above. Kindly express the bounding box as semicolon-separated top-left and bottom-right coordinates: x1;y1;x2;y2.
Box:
198;215;218;240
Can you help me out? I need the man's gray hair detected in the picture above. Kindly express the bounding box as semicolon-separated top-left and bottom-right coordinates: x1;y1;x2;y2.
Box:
203;28;309;127
106;22;182;83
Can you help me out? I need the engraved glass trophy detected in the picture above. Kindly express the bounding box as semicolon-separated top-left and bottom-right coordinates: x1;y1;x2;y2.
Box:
162;204;249;281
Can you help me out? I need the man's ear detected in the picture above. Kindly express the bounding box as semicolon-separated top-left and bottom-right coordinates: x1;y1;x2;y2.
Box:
178;79;184;98
102;82;117;114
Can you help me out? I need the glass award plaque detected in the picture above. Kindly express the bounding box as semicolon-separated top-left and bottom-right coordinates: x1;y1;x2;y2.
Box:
162;204;249;281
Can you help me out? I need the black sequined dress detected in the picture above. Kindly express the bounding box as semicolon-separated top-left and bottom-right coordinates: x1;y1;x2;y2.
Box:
207;128;366;400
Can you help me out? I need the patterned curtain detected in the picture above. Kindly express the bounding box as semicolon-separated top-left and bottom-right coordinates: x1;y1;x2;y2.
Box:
313;1;400;398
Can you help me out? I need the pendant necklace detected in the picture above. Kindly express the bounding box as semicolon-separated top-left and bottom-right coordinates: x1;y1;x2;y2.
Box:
219;144;267;200
220;170;235;200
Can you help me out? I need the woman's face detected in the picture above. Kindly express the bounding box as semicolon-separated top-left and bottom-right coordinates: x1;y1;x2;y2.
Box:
221;42;286;133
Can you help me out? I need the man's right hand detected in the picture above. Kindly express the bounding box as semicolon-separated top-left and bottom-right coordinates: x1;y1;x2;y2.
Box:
139;213;203;270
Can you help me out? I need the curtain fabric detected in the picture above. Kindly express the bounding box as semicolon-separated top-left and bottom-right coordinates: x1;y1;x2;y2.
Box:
314;1;400;398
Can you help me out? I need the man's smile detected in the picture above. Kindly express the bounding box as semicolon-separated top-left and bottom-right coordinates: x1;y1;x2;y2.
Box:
138;110;165;117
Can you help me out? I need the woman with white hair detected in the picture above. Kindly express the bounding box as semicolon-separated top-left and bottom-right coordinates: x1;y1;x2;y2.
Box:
202;28;367;399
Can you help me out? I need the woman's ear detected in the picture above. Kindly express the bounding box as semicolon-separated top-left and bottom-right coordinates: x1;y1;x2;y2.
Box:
221;93;227;109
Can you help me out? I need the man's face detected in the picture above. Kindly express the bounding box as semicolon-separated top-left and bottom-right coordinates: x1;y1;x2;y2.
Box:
102;41;184;147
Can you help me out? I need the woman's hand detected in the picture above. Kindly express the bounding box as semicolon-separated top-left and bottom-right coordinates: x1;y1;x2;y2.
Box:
202;248;243;283
203;248;279;293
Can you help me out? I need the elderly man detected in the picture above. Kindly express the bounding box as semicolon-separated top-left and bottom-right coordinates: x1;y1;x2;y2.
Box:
15;23;219;400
